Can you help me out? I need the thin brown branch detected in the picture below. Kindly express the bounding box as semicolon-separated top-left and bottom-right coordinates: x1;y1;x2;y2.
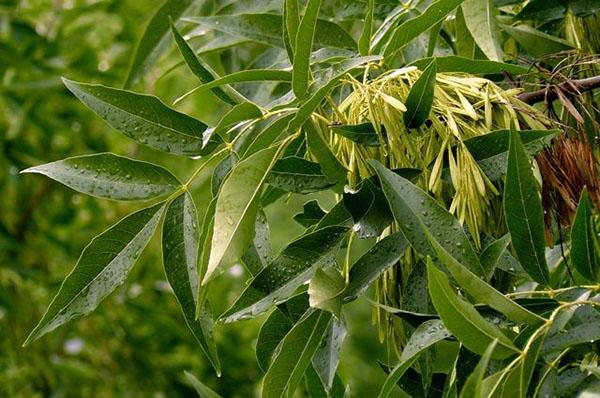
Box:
517;75;600;104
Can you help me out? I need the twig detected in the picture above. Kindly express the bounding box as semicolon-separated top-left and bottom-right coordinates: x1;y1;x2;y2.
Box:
517;75;600;104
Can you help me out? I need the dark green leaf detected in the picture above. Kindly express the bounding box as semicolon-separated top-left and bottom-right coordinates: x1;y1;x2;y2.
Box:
263;310;332;398
308;267;344;316
571;188;599;281
331;123;382;147
292;0;321;98
480;234;511;280
220;226;348;323
459;340;497;398
427;261;519;359
63;78;220;156
501;24;574;58
342;233;408;302
342;178;392;238
22;153;180;201
267;156;335;194
171;23;240;105
404;59;437;129
305;120;347;186
358;0;375;55
284;0;300;59
203;101;262;146
542;321;600;355
294;200;327;228
124;0;196;88
410;56;529;75
312;317;346;391
184;371;222;398
183;14;356;50
24;204;165;346
379;319;451;397
163;193;220;375
463;129;559;181
503;130;550;286
384;0;465;60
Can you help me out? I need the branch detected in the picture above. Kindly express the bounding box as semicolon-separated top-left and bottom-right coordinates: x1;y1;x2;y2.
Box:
517;75;600;105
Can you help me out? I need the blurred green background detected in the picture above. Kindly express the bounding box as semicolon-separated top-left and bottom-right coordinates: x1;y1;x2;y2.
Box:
0;1;388;396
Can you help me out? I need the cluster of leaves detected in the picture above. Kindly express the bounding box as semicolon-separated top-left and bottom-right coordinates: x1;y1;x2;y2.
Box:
18;0;600;397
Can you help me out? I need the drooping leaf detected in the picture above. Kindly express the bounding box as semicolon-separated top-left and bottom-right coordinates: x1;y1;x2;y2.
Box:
342;233;408;302
163;193;220;375
503;130;550;286
410;56;529;75
184;371;222;398
22;153;180;201
342;178;392;238
427;260;519;359
267;156;335;194
459;339;497;398
294;200;327;228
404;59;437;129
501;24;574;58
220;226;348;323
480;234;511;280
463;129;559;181
171;23;240;105
183;14;356;50
284;0;300;60
312;316;347;391
242;210;271;276
308;267;344;316
124;0;196;88
570;188;599;281
292;0;321;98
305;120;348;186
384;0;466;60
542;321;600;355
202;102;262;147
370;160;542;325
331;123;382;147
515;0;566;23
379;319;451;397
358;0;374;55
256;309;294;372
24;204;165;346
262;309;332;398
461;0;503;61
63;78;220;156
205;144;282;284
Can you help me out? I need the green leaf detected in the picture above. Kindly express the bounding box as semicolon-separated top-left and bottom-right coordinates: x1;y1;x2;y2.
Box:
378;319;451;397
500;24;574;58
294;200;327;228
292;0;321;98
459;340;497;398
404;59;437;129
480;234;511;279
63;78;220;156
427;260;519;359
124;0;196;88
358;0;374;55
571;188;599;281
410;56;529;75
312;317;346;391
22;153;180;201
170;23;241;105
369;160;484;276
384;0;466;60
284;0;300;59
542;321;600;355
503;130;550;286
183;14;356;50
342;233;408;302
205;144;281;284
370;160;542;325
262;310;332;398
23;204;165;346
184;371;222;398
242;210;271;276
463;129;559;181
220;226;348;323
515;0;566;23
308;267;344;316
203;101;262;145
331;123;382;147
461;0;503;61
454;6;478;58
267;156;334;194
305;120;347;186
163;193;220;375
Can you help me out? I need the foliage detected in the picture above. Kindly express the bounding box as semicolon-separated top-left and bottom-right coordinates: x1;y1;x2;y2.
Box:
6;0;600;396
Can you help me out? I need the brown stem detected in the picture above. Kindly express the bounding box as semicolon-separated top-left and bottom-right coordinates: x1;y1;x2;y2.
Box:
517;75;600;104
